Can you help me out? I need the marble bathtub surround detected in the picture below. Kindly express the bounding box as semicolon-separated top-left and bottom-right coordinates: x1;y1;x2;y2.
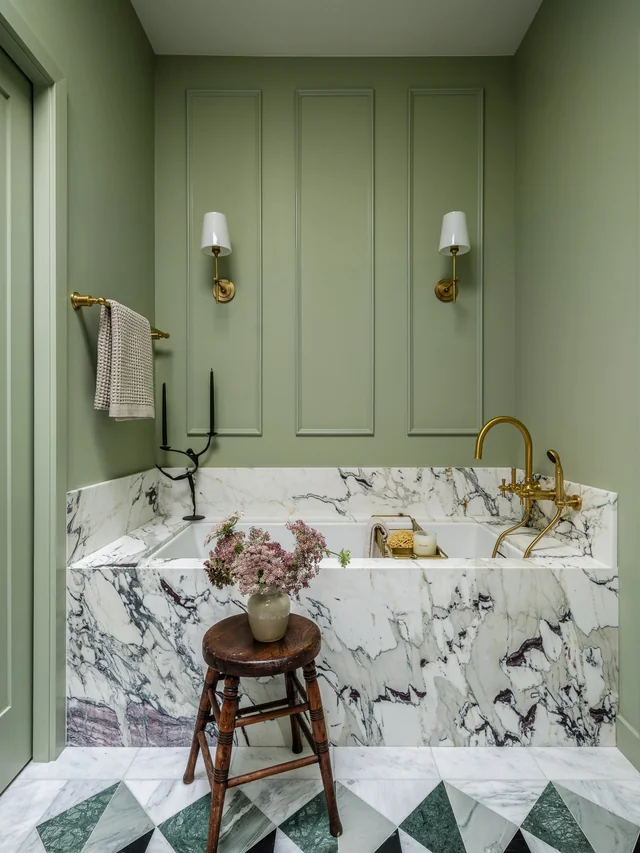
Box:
66;467;617;567
6;746;640;853
67;469;161;565
67;559;618;749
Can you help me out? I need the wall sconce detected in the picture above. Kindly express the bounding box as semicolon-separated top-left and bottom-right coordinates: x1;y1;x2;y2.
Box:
201;212;235;303
435;211;470;303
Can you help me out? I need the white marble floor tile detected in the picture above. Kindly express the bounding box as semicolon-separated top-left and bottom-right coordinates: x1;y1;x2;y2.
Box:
336;783;396;853
146;829;177;852
521;829;563;853
398;828;431;852
38;779;121;823
19;747;139;780
242;780;323;826
15;829;46;853
555;782;640;853
432;748;545;780
334;747;439;780
529;747;640;780
126;779;212;825
230;746;326;780
553;779;640;826
340;779;439;825
446;780;547;825
0;780;65;853
124;748;197;780
274;827;304;853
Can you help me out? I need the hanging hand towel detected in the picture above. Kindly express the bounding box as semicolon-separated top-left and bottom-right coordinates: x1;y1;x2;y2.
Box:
94;300;155;420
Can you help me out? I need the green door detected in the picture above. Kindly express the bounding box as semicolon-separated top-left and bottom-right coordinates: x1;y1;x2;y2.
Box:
0;48;34;792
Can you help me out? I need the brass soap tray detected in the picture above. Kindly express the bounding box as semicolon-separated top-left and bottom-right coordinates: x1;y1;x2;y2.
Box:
371;514;448;560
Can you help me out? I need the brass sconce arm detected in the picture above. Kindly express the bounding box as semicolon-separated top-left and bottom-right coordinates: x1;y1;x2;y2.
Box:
211;247;235;304
434;246;459;303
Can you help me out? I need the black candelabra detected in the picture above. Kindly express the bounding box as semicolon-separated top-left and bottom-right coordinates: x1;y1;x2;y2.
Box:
157;369;216;521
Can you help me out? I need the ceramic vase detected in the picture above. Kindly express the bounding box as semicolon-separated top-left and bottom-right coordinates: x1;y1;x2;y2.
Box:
247;587;291;642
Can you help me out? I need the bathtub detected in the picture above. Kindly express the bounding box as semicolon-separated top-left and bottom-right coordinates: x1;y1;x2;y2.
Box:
150;519;513;562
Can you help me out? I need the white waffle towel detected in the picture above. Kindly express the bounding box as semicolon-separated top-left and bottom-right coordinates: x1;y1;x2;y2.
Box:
94;300;155;420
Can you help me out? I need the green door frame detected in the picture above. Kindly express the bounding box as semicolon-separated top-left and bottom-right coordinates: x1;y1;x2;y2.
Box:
0;1;67;761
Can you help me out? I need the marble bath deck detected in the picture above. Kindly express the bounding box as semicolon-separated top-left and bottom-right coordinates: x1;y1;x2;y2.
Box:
3;746;640;853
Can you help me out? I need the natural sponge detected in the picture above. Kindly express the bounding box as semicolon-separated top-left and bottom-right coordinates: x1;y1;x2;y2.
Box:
387;530;414;550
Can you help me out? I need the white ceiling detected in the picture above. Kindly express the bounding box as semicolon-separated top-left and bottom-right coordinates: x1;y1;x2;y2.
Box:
130;0;543;57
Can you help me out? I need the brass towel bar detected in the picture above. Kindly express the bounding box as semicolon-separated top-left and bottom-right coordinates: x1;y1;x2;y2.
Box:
70;292;170;340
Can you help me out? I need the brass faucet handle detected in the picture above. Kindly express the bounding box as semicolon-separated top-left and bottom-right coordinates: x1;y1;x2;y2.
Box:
499;479;508;496
562;494;583;511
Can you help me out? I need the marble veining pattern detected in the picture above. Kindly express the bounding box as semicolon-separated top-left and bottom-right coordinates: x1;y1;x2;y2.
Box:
67;561;618;748
67;470;160;565
6;746;640;853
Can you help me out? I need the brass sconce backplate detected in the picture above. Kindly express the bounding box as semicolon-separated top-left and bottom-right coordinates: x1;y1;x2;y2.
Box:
214;280;235;303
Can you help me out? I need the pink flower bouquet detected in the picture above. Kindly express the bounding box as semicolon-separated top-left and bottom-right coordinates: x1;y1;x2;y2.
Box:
203;512;350;595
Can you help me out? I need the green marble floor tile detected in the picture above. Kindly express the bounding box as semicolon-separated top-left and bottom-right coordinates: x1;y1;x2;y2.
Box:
84;782;154;853
158;789;273;853
158;793;211;853
555;784;639;853
521;784;594;853
399;781;465;853
279;791;338;853
36;783;118;853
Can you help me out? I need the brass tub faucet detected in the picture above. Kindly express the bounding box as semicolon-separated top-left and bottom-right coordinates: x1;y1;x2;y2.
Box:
474;416;582;558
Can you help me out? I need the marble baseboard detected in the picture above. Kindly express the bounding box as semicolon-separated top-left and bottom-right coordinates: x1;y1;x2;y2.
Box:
66;469;161;565
67;563;618;749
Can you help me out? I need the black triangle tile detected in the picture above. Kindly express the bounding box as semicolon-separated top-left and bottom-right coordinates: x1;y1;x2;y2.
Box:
246;828;277;853
116;829;155;853
633;830;640;853
374;829;403;853
505;829;533;852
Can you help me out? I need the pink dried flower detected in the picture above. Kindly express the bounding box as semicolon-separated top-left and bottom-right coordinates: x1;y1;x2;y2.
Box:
201;511;350;596
204;512;243;546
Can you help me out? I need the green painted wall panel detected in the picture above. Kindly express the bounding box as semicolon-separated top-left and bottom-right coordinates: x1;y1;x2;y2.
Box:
296;90;374;435
156;57;517;468
409;89;483;434
515;0;640;758
187;91;262;436
10;0;156;489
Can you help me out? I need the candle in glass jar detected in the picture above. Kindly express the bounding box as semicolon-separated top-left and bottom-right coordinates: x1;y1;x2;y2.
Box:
414;532;438;556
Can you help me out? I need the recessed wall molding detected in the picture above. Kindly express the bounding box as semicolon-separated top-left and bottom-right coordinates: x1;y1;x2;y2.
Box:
407;87;484;436
295;89;375;436
186;89;263;436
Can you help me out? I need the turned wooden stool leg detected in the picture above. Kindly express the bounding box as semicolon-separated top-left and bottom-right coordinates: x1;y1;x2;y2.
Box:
303;661;342;837
184;667;219;784
206;675;239;853
286;671;303;754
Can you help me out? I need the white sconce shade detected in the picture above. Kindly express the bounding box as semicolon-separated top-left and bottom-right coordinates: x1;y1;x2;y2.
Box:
439;211;470;255
201;212;232;257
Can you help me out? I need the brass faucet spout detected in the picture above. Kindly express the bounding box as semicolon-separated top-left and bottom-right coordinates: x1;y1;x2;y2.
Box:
474;416;534;484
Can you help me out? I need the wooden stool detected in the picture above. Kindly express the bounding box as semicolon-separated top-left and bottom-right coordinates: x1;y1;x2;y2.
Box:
183;613;343;853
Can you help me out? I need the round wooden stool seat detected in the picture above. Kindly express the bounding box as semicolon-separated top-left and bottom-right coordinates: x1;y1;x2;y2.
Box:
202;613;321;678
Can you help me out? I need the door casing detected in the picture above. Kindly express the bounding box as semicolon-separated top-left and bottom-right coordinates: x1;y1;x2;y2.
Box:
0;0;67;762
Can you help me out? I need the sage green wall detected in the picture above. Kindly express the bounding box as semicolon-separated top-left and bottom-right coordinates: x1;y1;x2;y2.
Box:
155;57;517;468
515;0;640;761
10;0;156;490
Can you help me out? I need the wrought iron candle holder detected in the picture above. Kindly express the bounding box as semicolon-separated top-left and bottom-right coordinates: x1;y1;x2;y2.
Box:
157;370;216;521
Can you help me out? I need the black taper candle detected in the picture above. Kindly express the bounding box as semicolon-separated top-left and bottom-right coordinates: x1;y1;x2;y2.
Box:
161;382;168;447
209;369;215;436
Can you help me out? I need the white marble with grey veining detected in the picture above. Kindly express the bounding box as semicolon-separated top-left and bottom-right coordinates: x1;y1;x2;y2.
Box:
67;559;618;749
66;469;161;565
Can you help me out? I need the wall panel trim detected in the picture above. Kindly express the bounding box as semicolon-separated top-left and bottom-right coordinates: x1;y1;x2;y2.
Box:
295;88;375;436
407;87;484;436
186;89;263;436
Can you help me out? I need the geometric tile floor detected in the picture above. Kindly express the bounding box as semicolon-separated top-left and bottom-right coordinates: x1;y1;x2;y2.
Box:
2;747;640;853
